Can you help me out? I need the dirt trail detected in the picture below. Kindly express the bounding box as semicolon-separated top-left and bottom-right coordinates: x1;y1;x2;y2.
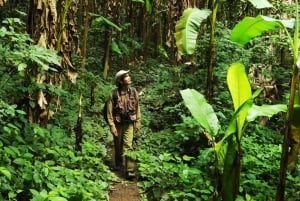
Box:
107;144;140;201
109;172;140;201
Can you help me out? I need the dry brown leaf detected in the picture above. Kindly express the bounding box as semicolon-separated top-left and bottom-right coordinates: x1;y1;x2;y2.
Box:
0;0;7;7
39;109;54;120
36;73;47;83
49;0;57;22
37;89;48;109
37;0;43;10
67;69;78;84
63;53;73;67
37;31;47;47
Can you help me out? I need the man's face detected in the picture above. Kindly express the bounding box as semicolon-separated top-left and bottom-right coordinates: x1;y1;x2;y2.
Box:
121;73;131;85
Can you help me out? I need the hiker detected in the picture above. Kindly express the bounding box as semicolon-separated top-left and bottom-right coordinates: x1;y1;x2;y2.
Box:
106;70;141;179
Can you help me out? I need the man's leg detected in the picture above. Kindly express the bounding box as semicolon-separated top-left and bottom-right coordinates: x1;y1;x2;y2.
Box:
114;124;124;169
123;123;135;177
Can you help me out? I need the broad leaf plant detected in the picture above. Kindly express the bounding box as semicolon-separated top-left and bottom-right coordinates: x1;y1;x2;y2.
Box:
176;0;298;200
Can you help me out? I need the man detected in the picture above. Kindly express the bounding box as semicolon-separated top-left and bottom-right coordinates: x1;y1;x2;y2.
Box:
106;70;141;179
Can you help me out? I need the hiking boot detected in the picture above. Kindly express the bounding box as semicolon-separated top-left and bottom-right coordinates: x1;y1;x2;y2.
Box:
125;171;135;180
111;166;122;171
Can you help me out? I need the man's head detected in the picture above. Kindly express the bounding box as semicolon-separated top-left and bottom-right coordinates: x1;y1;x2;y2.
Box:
115;70;130;86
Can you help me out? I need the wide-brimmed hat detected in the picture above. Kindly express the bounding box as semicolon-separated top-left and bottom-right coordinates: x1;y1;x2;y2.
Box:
115;70;130;86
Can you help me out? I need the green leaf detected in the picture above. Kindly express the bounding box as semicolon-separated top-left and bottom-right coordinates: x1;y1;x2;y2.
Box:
175;8;211;55
4;147;16;157
247;104;287;122
91;15;122;31
0;166;12;180
182;155;194;161
180;88;219;137
145;0;152;14
215;98;253;153
111;40;121;55
248;0;273;9
230;15;295;45
33;173;42;183
221;135;239;201
17;63;27;71
13;158;26;165
227;63;252;138
48;197;68;201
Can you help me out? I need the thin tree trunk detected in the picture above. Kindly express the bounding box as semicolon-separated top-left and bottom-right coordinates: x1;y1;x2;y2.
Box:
276;66;298;201
81;0;90;68
74;94;83;151
103;28;112;79
206;0;218;102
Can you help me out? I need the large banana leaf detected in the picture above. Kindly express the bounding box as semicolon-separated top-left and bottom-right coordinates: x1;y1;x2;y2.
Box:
174;8;211;55
248;0;273;9
215;98;254;154
247;104;287;122
219;64;257;201
180;88;219;137
227;63;252;139
230;15;295;45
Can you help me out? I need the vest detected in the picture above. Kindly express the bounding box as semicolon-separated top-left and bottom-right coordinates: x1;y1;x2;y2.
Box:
111;87;138;123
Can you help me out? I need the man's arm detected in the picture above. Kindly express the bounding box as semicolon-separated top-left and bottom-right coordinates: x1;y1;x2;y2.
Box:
107;92;118;136
134;89;141;132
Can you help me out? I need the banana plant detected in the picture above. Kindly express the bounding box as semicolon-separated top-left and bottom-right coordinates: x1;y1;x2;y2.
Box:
229;1;298;200
175;0;300;200
180;63;287;201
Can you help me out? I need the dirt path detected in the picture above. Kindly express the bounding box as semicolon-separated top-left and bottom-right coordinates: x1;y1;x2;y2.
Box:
109;172;140;201
107;144;140;201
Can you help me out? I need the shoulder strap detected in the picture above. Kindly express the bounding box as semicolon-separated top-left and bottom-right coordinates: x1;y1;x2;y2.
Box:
111;88;118;103
129;87;137;99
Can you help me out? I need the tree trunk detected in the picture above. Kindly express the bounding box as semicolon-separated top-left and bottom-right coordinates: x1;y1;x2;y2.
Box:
26;0;78;127
206;0;219;102
81;0;90;68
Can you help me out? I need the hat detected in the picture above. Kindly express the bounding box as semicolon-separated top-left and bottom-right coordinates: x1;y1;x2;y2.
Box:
115;70;130;86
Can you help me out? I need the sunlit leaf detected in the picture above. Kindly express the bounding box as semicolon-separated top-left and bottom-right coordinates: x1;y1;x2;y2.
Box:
0;167;11;180
231;15;295;45
215;98;253;153
248;0;273;9
180;88;219;137
17;63;27;71
175;8;211;55
247;104;287;122
145;0;152;14
227;63;252;138
48;197;68;201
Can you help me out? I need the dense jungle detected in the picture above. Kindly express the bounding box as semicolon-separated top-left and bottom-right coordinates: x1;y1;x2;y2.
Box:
0;0;300;200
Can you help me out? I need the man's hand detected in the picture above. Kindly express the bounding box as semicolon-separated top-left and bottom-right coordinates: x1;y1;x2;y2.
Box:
134;127;140;132
134;122;141;132
110;127;118;137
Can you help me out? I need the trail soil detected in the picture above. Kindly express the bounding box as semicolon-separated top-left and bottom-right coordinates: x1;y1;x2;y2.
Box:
107;144;140;201
109;171;140;201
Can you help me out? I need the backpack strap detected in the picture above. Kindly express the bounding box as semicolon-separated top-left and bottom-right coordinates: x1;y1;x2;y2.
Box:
129;87;137;99
111;88;118;104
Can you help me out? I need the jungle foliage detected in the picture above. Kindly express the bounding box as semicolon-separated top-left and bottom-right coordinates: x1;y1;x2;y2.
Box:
0;0;300;201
